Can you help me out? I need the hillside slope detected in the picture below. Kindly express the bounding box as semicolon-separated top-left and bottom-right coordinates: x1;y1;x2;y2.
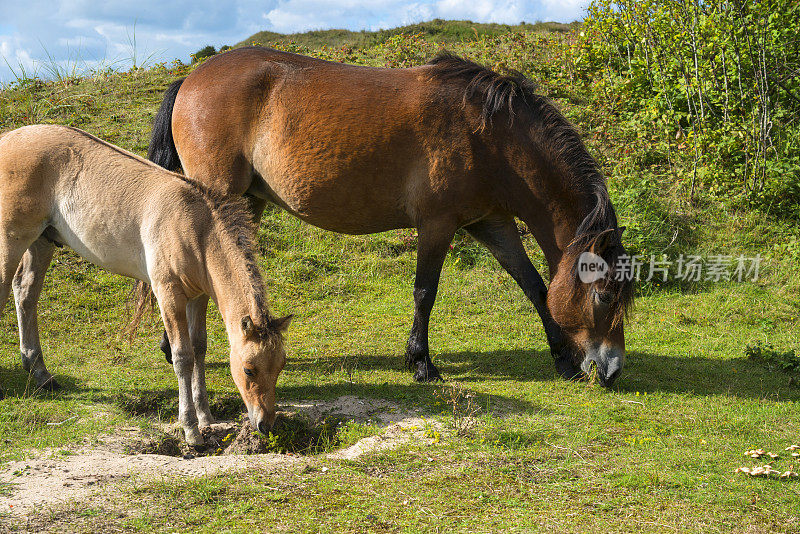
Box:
1;20;799;532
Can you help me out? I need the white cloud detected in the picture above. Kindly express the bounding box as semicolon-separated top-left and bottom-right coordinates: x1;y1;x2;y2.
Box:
540;0;590;21
435;0;524;23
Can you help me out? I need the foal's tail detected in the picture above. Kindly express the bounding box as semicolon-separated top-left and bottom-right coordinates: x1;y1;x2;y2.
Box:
124;280;156;341
147;77;185;171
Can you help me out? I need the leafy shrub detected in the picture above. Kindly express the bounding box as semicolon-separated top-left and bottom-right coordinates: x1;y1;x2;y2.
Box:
191;45;217;64
579;0;800;212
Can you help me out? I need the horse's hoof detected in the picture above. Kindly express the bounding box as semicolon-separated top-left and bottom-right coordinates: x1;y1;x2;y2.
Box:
0;388;4;400
413;360;443;382
198;414;216;428
37;376;61;392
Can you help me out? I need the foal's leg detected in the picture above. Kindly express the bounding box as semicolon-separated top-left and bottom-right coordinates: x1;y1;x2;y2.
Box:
187;295;214;427
159;195;265;366
154;285;204;446
405;220;456;382
12;238;58;391
0;233;41;397
464;217;576;377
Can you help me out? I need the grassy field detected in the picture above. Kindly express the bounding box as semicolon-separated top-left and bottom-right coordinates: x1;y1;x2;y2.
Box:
1;21;799;533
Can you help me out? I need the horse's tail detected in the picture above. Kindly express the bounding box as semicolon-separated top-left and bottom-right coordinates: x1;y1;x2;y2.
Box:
147;77;185;170
124;280;156;341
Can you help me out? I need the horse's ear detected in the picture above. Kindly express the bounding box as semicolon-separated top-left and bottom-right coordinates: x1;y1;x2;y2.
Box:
270;314;293;333
241;316;255;337
617;226;626;238
590;228;615;255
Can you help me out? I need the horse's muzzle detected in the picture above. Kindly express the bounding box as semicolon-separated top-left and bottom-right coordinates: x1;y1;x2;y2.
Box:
580;342;624;388
249;406;277;435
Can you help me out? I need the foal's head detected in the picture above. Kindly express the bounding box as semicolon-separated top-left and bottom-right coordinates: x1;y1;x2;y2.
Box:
547;220;633;388
229;314;293;434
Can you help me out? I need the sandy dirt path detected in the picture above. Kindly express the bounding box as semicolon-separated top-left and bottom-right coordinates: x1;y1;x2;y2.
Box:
0;396;436;519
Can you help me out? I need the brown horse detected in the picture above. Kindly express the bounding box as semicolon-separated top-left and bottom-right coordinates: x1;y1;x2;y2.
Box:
148;48;633;386
0;125;291;444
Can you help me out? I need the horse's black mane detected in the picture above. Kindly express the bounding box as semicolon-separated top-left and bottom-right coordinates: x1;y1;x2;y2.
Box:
426;53;633;324
426;52;536;131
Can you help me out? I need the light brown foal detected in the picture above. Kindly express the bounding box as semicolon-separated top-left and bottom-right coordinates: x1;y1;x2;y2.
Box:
0;125;291;444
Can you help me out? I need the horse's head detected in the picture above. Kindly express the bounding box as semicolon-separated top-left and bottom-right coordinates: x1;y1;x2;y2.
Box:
229;314;293;434
547;226;633;387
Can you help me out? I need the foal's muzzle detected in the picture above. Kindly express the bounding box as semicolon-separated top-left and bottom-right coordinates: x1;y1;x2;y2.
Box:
248;406;277;435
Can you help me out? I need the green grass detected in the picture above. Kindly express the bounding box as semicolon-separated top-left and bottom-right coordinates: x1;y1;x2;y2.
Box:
1;20;799;534
236;19;579;50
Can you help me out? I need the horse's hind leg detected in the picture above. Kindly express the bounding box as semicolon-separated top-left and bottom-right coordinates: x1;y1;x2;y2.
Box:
405;220;456;382
12;238;58;391
464;216;576;376
187;295;214;427
0;231;44;395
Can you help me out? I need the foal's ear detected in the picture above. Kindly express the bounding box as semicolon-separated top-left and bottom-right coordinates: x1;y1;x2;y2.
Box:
241;316;255;337
617;226;627;238
270;314;293;334
590;228;616;256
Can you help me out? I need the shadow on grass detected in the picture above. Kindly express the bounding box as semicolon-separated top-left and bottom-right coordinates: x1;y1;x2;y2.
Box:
2;349;797;412
616;351;800;400
0;364;81;399
285;349;800;401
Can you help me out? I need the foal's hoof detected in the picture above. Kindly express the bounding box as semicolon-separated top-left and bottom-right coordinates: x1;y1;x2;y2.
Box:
184;426;205;447
198;414;216;429
413;360;443;382
36;375;61;392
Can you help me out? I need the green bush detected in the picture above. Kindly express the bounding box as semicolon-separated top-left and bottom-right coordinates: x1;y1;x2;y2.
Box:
579;0;800;213
191;45;217;64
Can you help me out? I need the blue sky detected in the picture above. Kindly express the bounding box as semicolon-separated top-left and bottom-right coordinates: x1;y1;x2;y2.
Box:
0;0;589;83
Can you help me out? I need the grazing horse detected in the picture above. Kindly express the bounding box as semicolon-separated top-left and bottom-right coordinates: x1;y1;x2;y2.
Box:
149;48;633;386
0;125;291;444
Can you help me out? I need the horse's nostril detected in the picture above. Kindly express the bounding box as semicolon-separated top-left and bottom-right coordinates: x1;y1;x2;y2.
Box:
603;368;621;387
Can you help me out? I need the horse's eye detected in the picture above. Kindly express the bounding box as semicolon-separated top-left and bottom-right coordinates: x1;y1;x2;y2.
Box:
598;291;613;304
243;367;255;377
593;289;613;306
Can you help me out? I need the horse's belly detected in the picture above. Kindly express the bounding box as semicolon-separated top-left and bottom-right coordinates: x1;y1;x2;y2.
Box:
258;174;413;234
51;213;148;281
283;202;411;234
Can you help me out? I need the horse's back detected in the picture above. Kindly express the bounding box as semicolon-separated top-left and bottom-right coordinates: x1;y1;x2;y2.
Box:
0;125;174;279
172;48;493;232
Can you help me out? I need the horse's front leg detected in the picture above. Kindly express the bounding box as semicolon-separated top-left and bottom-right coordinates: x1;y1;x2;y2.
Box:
155;285;204;446
12;238;59;392
187;295;214;427
405;220;456;382
464;217;578;379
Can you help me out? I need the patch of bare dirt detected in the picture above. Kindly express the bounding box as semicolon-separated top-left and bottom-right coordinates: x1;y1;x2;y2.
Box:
0;396;438;519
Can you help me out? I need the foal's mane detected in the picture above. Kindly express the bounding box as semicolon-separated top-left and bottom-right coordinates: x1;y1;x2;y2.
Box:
426;54;633;325
173;177;277;333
